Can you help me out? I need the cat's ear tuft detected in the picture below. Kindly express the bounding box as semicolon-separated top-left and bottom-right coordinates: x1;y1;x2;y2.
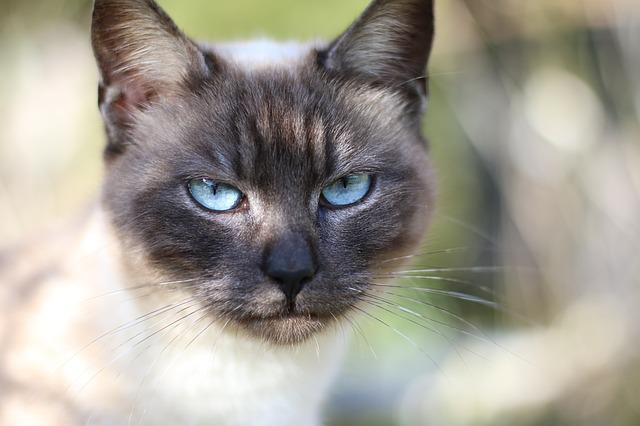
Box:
320;0;434;99
92;0;211;155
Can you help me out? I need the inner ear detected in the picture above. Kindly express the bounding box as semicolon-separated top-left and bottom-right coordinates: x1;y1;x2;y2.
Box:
97;79;158;158
91;0;212;157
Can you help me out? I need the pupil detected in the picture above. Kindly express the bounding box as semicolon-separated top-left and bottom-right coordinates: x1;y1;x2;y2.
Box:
342;178;348;189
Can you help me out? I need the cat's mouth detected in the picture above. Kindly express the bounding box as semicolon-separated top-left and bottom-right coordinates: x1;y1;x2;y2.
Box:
241;311;328;323
235;311;333;345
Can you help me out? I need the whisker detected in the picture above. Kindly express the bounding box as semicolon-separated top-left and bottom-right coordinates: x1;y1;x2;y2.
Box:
343;310;377;359
129;308;213;426
70;302;203;395
82;277;202;302
392;70;464;90
361;295;443;336
128;305;205;353
359;294;475;363
371;283;534;325
369;292;496;357
439;214;499;247
381;291;530;363
351;305;443;373
209;313;237;360
312;335;321;360
391;266;506;274
381;291;489;338
184;315;218;353
61;296;198;371
378;246;469;265
369;283;499;308
373;273;494;295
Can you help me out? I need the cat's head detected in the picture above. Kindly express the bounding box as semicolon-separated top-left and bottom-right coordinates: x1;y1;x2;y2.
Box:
92;0;435;344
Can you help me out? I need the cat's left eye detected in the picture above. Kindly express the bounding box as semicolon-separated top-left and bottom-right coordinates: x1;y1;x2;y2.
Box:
321;174;372;207
188;178;243;212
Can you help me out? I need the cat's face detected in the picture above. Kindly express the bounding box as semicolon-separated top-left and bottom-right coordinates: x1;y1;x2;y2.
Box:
93;0;435;344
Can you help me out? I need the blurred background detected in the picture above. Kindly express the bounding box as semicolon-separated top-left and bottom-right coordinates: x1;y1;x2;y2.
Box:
1;0;639;425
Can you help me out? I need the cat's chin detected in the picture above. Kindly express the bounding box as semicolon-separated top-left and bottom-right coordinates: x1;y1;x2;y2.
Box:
237;313;332;345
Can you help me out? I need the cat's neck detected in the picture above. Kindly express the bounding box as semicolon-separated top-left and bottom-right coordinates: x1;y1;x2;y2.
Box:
72;208;346;425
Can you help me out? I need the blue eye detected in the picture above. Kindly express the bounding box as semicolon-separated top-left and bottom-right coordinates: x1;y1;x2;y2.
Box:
322;174;372;207
188;178;243;212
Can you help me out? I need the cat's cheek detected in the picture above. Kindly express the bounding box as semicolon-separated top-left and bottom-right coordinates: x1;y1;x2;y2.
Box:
380;195;434;272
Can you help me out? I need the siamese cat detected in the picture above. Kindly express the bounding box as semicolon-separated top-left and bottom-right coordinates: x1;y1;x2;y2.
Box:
0;0;435;424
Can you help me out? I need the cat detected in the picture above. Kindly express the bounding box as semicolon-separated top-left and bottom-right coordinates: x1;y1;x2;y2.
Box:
0;0;435;424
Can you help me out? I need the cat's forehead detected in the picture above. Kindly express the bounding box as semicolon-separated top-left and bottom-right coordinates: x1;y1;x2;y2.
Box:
133;49;413;188
203;40;407;123
209;40;313;70
214;76;405;176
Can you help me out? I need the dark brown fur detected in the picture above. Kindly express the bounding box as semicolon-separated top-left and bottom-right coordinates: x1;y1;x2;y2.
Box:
92;0;436;345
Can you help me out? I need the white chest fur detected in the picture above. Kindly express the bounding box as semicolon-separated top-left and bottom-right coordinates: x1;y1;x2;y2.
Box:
133;325;346;426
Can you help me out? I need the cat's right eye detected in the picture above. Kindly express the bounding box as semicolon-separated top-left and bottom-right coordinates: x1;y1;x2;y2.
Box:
188;178;243;212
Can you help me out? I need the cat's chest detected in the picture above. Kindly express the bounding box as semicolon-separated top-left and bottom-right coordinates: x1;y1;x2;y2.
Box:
117;322;346;425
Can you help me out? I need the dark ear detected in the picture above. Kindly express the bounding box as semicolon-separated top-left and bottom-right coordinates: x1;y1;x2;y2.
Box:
92;0;210;157
321;0;434;100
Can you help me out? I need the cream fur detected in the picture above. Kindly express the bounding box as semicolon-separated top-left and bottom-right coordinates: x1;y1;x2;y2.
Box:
1;209;347;425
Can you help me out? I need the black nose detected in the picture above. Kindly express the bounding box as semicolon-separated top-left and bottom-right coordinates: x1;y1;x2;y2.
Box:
263;232;317;302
